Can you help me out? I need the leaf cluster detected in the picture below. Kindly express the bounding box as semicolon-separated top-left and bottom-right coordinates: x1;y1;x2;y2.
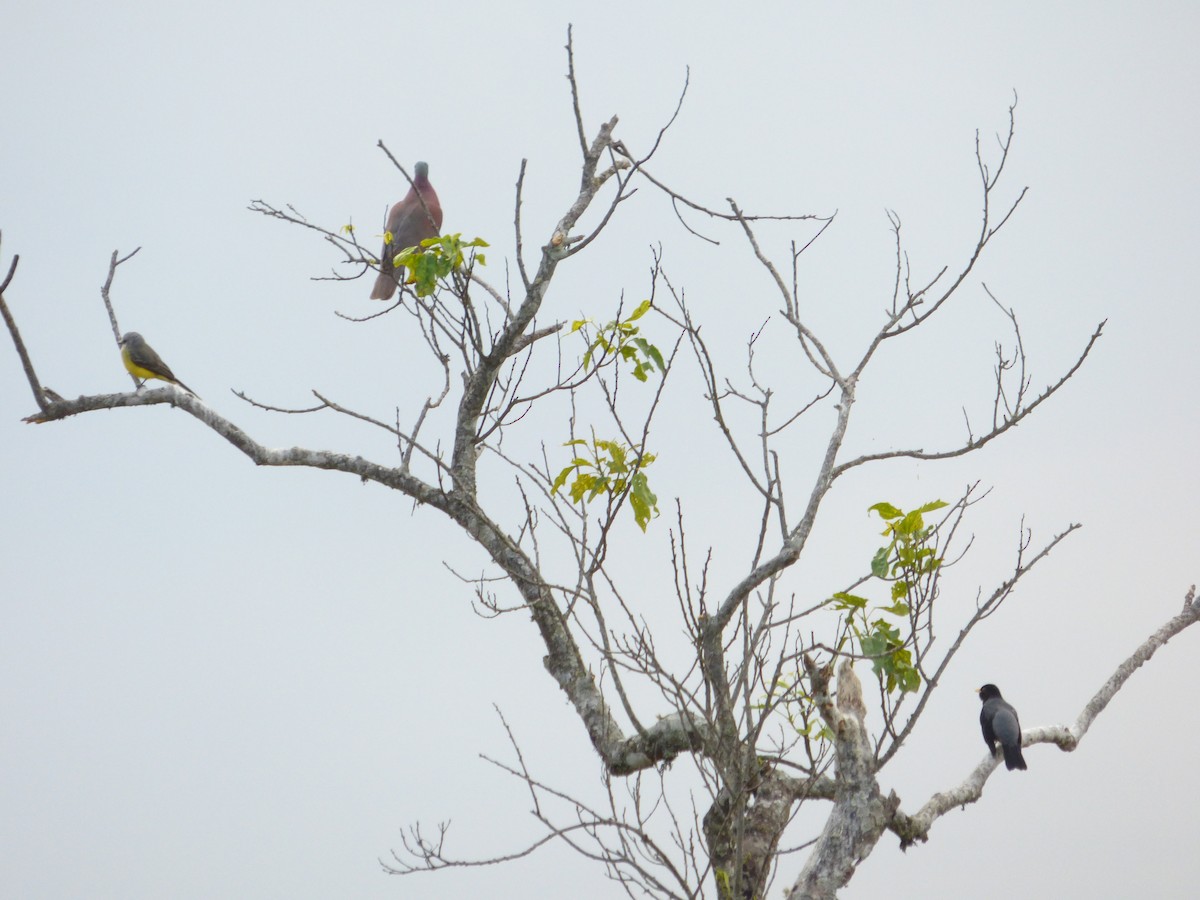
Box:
552;438;659;532
572;300;665;382
395;233;489;298
830;500;947;694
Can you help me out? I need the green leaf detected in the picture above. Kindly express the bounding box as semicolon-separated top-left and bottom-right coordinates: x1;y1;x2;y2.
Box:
871;547;890;578
551;466;572;493
630;494;649;531
568;474;595;503
647;344;666;372
630;471;659;531
896;510;925;536
869;502;903;520
832;592;869;609
587;477;609;501
873;621;901;642
861;634;886;673
628;299;653;321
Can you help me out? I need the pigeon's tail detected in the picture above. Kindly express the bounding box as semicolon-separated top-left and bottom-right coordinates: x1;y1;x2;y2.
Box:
369;268;400;301
1003;744;1028;771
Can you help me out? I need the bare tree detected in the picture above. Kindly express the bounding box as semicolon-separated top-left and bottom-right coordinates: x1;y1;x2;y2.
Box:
4;32;1197;900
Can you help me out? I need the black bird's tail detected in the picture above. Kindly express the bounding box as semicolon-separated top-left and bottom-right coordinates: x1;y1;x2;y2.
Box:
1003;744;1028;771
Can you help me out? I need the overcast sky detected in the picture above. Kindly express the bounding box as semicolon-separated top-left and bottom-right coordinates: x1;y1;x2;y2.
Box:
3;2;1199;898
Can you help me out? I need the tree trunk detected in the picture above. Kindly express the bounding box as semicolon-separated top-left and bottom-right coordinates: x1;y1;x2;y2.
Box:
786;660;896;899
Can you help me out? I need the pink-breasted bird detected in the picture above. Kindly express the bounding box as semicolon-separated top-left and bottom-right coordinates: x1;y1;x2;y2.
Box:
369;160;443;300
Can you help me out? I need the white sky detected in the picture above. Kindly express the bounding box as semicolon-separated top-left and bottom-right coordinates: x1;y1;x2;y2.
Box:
2;2;1199;897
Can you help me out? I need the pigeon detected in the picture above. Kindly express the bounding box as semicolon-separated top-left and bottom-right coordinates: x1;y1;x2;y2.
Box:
369;160;443;300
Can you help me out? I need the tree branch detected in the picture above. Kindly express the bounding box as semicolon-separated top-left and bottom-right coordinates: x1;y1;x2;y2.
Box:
832;320;1105;478
890;585;1200;848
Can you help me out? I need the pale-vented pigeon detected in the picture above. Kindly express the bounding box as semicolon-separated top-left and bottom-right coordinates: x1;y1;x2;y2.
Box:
369;161;443;300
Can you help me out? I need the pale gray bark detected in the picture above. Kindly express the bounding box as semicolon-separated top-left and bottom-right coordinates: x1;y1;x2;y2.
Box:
786;661;898;899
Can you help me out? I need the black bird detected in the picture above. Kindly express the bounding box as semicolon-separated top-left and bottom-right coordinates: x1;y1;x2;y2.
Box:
977;683;1027;771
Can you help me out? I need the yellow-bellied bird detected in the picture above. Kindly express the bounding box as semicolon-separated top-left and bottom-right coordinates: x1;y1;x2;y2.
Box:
119;332;197;396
